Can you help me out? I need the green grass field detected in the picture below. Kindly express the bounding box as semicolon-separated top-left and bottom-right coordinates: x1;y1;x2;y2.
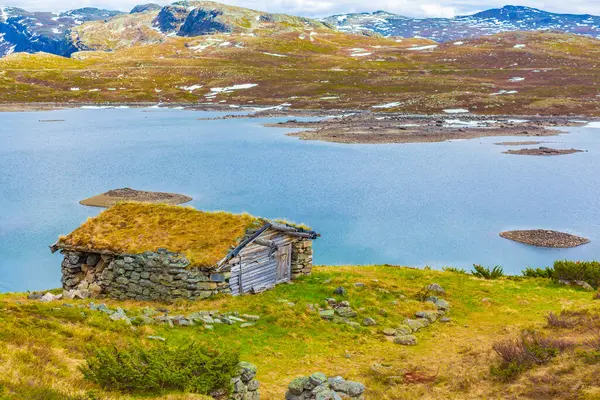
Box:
1;265;598;399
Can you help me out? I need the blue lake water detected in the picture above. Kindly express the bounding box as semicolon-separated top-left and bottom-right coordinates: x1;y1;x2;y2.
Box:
1;107;599;292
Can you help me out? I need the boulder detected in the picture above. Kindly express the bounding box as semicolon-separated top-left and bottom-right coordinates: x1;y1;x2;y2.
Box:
363;317;377;326
40;292;62;302
288;376;308;395
383;328;396;336
435;298;450;310
395;324;413;336
425;283;446;295
394;335;418;346
333;287;347;296
334;307;357;318
238;361;258;382
415;311;438;323
320;309;335;320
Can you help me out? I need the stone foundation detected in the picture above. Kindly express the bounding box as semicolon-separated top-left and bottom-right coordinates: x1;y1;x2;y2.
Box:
61;249;231;301
61;239;313;300
291;239;313;279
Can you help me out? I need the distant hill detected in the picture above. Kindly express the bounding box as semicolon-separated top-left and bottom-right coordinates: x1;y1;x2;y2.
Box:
0;6;123;57
0;1;331;57
323;5;600;42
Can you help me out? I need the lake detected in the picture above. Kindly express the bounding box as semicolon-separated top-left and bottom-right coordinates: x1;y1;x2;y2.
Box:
1;107;599;292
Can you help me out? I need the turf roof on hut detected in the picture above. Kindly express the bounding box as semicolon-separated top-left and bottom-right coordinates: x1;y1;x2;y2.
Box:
56;203;265;267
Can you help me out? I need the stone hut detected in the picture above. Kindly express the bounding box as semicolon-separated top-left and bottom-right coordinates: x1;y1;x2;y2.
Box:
50;203;318;301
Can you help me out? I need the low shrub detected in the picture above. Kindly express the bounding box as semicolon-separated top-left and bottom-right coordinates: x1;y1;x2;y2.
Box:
81;342;239;394
546;310;587;329
554;260;600;288
443;267;467;274
472;264;504;280
522;267;555;279
491;330;573;381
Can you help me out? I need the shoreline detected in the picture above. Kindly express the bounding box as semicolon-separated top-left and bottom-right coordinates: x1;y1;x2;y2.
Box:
2;102;598;145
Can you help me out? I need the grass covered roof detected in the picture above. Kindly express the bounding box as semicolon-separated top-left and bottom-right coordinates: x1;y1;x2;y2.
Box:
57;203;264;267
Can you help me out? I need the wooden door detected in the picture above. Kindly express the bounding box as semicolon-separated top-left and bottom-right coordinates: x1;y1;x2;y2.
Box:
276;244;292;283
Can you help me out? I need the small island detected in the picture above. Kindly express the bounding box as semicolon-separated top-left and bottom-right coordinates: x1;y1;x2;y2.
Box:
500;229;590;248
79;188;192;208
503;147;584;156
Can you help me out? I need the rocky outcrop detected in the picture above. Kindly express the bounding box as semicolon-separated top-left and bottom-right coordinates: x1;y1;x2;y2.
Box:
286;373;365;399
153;5;189;33
178;8;232;36
130;4;162;14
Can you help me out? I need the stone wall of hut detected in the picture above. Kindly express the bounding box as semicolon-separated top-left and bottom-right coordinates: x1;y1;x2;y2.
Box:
60;238;313;300
61;249;230;301
291;239;313;279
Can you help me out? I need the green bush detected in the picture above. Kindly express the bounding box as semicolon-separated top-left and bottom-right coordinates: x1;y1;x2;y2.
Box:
443;267;467;274
554;260;600;287
472;264;504;280
81;342;239;394
522;267;555;279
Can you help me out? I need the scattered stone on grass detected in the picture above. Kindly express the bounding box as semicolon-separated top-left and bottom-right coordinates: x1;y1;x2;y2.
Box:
425;283;446;295
440;317;451;323
394;335;418;346
286;374;364;400
333;286;347;296
363;317;377;326
559;279;595;292
147;335;166;341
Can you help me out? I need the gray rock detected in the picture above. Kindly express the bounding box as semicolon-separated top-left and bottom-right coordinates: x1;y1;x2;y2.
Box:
288;376;308;395
363;317;377;326
240;323;255;328
415;311;438;323
328;376;346;391
341;380;365;396
40;292;62;302
403;318;426;332
440;317;451;323
238;361;258;382
320;309;335;320
395;324;412;336
109;308;131;324
333;287;347;296
425;283;446;295
242;314;260;321
435;298;450;310
309;372;328;387
383;328;396;336
425;295;438;303
246;379;259;391
86;254;100;266
27;292;43;300
334;307;357;318
147;335;166;341
354;282;365;287
394;334;418;345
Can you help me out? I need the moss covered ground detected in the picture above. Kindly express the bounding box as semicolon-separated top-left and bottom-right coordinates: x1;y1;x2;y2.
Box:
1;265;598;399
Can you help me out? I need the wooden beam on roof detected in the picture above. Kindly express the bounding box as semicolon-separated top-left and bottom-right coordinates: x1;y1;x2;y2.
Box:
254;238;276;248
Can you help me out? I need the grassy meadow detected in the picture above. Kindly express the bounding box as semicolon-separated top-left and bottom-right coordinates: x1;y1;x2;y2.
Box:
1;265;598;399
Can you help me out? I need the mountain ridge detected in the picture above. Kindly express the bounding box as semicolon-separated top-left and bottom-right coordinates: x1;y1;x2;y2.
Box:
323;5;600;42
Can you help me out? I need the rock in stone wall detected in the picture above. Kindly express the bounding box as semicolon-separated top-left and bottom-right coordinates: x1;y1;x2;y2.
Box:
291;239;313;279
285;373;364;399
61;249;232;301
230;361;260;400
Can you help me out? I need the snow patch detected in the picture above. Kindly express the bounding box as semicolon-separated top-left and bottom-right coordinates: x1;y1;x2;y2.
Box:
406;45;438;51
262;52;288;57
70;87;80;91
513;44;526;49
373;102;402;109
179;84;203;92
584;122;600;128
443;108;469;114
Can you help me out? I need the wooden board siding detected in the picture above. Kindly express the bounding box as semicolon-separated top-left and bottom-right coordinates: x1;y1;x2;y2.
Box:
230;229;298;295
